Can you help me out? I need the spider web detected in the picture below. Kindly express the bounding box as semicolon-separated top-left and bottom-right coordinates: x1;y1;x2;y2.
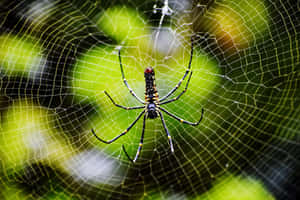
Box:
0;0;299;199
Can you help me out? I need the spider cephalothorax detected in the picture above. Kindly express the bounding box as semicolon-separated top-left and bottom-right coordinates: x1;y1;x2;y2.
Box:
92;37;204;163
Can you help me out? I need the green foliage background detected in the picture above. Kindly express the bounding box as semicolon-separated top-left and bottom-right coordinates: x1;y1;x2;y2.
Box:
0;0;299;199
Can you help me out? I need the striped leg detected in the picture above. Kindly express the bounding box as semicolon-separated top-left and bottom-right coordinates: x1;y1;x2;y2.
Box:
160;71;193;105
118;49;144;104
159;107;204;126
104;91;144;110
159;36;194;102
158;111;174;153
91;110;145;144
123;114;147;163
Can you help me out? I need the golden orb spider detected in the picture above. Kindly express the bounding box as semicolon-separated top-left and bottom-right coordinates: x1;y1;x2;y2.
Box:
92;37;204;163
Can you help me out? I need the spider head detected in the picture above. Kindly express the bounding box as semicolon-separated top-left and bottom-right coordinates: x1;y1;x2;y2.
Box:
144;67;154;76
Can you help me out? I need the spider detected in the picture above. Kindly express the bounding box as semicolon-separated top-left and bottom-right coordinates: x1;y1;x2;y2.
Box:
91;37;204;163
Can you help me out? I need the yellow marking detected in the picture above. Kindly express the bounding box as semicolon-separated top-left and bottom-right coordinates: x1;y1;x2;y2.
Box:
176;85;179;88
139;143;143;147
168;136;171;139
180;119;183;123
174;97;177;100
127;107;129;110
124;129;128;133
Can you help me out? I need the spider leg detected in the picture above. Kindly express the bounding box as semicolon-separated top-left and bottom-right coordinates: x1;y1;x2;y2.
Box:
118;48;144;104
104;91;144;110
158;111;174;153
123;114;147;163
160;71;193;105
91;110;145;144
159;36;194;102
122;145;134;163
159;107;204;126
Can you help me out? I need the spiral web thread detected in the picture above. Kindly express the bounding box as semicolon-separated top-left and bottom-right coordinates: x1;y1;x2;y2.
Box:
0;0;299;199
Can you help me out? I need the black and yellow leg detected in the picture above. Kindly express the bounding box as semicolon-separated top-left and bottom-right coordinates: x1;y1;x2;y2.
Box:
104;91;144;110
160;71;193;105
159;36;194;102
91;110;145;144
118;48;144;104
159;111;174;153
159;107;204;126
123;114;147;163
